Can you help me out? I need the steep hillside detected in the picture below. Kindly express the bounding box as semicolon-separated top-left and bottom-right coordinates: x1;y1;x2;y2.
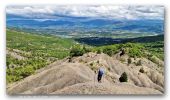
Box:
7;52;164;95
6;29;76;83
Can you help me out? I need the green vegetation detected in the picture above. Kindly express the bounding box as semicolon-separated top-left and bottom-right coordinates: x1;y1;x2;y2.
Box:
6;29;76;83
132;35;164;60
103;47;116;56
127;58;132;65
120;58;126;63
96;49;102;54
70;45;91;57
119;72;128;82
6;29;164;84
139;67;145;73
93;44;119;56
142;41;164;60
93;43;144;57
7;66;35;83
120;43;144;58
89;62;98;72
93;35;164;61
7;29;75;59
135;60;142;66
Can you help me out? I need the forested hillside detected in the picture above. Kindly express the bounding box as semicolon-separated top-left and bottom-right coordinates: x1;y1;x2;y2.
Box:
6;29;76;83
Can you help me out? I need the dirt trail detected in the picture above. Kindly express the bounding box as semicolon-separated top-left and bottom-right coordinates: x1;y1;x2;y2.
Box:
7;52;164;95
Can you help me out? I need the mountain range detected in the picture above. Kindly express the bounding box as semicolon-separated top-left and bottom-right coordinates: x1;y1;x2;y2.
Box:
7;14;164;34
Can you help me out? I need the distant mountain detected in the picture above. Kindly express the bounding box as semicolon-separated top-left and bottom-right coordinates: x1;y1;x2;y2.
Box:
115;20;164;33
6;14;164;34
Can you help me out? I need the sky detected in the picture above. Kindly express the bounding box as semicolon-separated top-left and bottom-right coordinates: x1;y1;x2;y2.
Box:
6;5;164;20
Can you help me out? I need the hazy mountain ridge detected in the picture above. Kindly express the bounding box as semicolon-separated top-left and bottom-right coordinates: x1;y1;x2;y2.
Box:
7;14;164;34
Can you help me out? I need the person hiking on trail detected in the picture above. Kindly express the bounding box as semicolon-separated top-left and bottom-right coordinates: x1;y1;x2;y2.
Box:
97;67;105;83
120;48;125;56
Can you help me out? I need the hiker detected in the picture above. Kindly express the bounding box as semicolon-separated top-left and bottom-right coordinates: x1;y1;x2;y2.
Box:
97;67;105;83
120;48;125;56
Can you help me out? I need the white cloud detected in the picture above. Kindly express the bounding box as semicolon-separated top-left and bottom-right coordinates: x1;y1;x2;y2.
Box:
6;5;164;20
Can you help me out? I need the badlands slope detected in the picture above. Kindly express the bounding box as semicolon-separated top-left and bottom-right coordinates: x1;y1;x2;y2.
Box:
7;52;164;95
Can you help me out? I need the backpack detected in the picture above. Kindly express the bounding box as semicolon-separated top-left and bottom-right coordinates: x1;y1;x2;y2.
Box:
99;68;104;75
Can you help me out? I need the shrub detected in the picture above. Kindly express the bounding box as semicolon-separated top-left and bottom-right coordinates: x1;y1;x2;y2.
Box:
97;49;102;54
148;55;157;64
139;67;144;73
108;67;111;71
103;47;116;56
83;46;91;53
120;43;144;58
68;57;72;62
70;45;85;57
6;75;21;83
136;60;142;66
89;62;97;72
103;47;112;56
120;58;126;63
20;66;35;78
119;72;128;82
6;66;35;83
129;48;142;58
90;62;94;66
127;58;132;65
90;66;97;72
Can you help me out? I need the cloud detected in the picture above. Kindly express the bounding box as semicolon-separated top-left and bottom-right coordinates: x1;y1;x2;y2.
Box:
6;5;164;20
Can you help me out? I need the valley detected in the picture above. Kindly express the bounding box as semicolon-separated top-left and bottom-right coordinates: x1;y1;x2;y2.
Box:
6;5;164;95
6;29;164;94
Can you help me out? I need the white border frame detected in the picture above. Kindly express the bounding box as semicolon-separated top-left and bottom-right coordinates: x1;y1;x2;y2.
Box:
0;0;169;100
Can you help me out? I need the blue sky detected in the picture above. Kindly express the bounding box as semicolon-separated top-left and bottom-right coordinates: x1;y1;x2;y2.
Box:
6;5;164;20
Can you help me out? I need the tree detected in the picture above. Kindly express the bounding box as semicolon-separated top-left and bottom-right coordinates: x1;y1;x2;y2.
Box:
70;45;85;57
97;49;102;54
139;67;144;73
83;45;91;53
103;47;114;56
119;72;128;82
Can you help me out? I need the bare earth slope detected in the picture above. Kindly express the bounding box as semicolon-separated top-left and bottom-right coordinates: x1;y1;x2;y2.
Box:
7;52;164;95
